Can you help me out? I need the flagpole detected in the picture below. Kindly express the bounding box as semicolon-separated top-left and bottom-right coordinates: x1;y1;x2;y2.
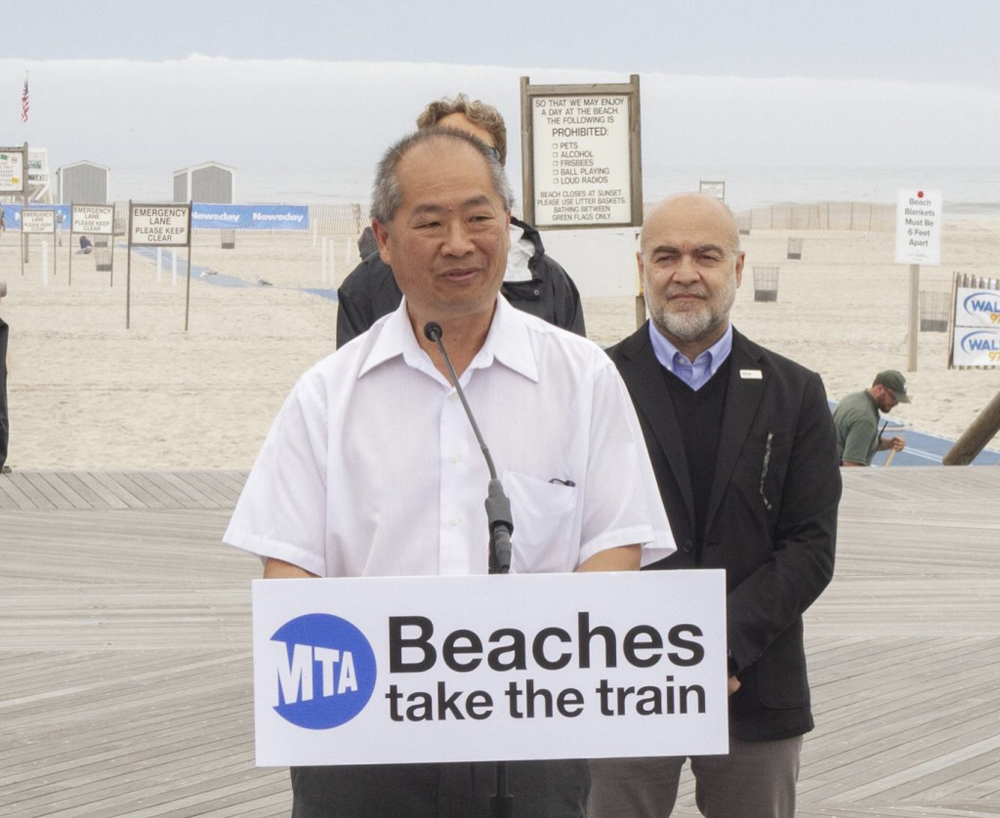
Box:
21;73;29;264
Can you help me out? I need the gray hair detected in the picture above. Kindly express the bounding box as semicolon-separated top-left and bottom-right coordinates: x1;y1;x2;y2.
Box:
369;128;513;224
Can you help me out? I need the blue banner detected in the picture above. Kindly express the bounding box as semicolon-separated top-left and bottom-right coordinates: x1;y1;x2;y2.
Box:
191;203;309;230
0;203;310;231
1;204;71;229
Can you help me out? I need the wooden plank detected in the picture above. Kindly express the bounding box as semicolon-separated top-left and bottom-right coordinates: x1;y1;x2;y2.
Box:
0;473;37;510
1;468;1000;817
4;471;51;509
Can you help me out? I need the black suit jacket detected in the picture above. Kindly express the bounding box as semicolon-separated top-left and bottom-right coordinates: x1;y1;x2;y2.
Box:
609;324;841;741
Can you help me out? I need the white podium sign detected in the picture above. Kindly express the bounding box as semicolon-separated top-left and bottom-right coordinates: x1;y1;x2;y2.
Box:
252;570;729;767
895;188;942;265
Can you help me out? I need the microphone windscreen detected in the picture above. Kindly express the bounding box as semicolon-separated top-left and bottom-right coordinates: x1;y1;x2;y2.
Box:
423;322;443;342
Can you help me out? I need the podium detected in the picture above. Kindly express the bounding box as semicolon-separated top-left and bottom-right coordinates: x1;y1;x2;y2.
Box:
252;570;729;767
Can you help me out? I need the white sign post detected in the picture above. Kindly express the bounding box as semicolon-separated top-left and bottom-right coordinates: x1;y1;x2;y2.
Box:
252;570;728;767
127;202;193;330
895;188;943;372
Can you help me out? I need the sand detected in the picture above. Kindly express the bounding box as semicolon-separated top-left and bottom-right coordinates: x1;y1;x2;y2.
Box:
1;219;998;470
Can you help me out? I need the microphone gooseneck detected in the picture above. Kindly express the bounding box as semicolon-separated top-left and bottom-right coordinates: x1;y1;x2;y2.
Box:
422;320;514;815
423;322;512;574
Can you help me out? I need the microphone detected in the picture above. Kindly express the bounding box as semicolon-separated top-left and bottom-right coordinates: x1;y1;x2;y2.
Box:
424;321;513;574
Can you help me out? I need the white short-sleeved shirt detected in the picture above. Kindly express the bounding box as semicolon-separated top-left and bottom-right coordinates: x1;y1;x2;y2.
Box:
224;296;674;577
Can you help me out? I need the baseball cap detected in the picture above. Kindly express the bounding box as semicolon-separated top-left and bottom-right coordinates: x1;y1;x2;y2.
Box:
875;370;911;403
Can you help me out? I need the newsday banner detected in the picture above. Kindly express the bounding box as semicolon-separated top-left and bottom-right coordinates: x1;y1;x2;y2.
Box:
2;203;70;227
191;203;309;230
252;570;728;767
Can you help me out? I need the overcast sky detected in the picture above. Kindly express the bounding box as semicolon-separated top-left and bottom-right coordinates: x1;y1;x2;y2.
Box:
3;1;998;177
15;0;1000;86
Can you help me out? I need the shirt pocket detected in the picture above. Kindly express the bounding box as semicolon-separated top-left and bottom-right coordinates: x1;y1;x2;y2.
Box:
501;470;579;574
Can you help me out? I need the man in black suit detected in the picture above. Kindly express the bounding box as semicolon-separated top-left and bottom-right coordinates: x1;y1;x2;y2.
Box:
587;193;842;818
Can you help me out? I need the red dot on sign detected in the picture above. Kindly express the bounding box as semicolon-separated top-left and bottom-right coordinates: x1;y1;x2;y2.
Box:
917;190;924;198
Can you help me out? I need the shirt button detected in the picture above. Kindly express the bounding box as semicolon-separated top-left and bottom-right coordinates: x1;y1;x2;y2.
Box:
449;393;459;402
450;517;460;526
683;540;694;553
449;454;459;463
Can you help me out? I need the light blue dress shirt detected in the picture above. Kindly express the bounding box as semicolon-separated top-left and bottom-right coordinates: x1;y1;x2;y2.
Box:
647;322;734;391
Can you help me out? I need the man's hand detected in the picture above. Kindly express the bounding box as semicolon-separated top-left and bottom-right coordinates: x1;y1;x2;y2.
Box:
728;676;741;696
576;544;640;573
890;435;906;452
263;558;317;579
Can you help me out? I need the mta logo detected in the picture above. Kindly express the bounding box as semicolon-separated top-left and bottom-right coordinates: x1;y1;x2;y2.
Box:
270;613;377;729
960;331;1000;354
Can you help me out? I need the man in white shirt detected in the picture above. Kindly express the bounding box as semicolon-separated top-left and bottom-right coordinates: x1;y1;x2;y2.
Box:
225;128;673;818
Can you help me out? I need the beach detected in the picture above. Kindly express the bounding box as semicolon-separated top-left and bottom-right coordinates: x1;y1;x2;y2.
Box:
1;217;998;471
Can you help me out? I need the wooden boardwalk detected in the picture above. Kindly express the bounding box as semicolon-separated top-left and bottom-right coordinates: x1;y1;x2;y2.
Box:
1;468;999;817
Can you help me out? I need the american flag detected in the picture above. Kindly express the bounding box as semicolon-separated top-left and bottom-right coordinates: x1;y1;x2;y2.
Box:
21;76;29;123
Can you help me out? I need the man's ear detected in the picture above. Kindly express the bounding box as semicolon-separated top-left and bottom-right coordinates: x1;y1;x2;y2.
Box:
372;219;392;265
734;251;745;288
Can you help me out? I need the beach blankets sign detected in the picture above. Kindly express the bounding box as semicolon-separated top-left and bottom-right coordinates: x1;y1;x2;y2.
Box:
895;189;942;265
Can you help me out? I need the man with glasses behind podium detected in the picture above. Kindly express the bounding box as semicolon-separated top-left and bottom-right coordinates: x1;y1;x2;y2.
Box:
226;128;673;818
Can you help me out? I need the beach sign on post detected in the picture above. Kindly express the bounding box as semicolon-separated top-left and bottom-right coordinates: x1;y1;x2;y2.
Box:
699;181;725;201
127;202;192;330
21;209;56;282
0;148;26;195
521;75;642;230
895;189;942;373
519;75;645;319
70;204;115;287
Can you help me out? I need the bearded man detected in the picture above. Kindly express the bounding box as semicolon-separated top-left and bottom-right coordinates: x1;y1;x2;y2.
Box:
587;193;842;818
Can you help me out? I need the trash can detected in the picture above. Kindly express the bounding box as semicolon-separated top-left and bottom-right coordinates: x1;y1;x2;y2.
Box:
753;265;779;302
920;291;950;332
95;247;113;272
221;229;236;250
787;237;803;260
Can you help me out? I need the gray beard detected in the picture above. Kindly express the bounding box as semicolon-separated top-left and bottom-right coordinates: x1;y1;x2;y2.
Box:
646;273;737;345
654;305;718;343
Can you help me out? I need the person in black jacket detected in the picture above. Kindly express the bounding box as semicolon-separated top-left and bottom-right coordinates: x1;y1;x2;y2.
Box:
587;193;841;818
336;93;585;348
